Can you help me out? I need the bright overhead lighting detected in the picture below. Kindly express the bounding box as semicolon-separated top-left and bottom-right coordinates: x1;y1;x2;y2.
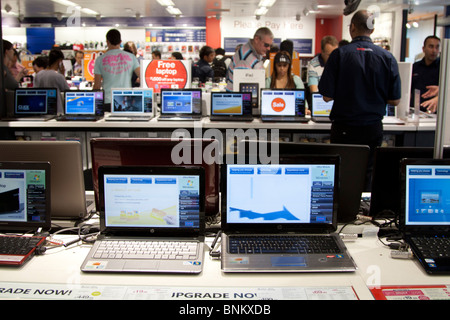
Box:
412;21;419;28
51;0;78;6
81;7;99;15
258;0;276;7
166;6;182;15
255;7;268;16
157;0;175;6
303;7;309;16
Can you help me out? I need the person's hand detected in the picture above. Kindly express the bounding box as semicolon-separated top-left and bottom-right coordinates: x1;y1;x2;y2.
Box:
421;96;438;113
422;85;439;99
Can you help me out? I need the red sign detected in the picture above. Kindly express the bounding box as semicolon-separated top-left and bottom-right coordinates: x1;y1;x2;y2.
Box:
144;60;189;93
271;97;286;112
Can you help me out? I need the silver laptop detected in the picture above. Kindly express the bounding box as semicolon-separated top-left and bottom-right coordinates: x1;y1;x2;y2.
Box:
221;155;357;273
57;90;105;121
0;141;94;220
210;92;253;121
158;89;202;121
105;88;154;121
260;89;308;123
81;165;205;273
310;93;332;123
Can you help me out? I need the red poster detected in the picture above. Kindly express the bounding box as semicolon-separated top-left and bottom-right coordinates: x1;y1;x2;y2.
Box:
144;60;189;93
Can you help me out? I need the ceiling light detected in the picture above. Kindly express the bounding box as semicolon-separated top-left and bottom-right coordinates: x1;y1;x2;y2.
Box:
406;22;411;29
412;21;419;28
166;6;182;15
51;0;78;6
157;0;175;6
255;7;268;16
258;0;276;7
81;8;99;15
303;7;309;16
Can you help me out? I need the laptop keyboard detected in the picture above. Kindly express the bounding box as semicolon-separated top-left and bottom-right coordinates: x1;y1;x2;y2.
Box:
0;235;46;255
93;240;199;260
228;235;342;254
410;236;450;259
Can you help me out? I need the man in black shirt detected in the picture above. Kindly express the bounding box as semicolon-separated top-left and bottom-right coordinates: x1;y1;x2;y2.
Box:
411;35;440;113
318;10;401;190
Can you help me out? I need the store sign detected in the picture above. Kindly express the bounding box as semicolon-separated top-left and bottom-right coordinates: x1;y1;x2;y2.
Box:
142;59;191;93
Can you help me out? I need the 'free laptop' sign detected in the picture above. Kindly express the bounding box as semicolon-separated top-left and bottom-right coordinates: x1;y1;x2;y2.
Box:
142;60;191;93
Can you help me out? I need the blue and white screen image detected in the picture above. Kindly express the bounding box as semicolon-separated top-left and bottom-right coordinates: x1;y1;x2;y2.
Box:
65;92;97;114
226;164;335;224
406;165;450;225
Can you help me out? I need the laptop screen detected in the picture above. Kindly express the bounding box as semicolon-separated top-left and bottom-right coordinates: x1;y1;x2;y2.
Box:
211;92;252;116
260;89;306;117
311;93;332;117
111;88;153;115
64;90;104;115
14;88;58;115
0;161;51;230
403;161;450;226
224;162;336;226
99;166;204;232
160;89;202;115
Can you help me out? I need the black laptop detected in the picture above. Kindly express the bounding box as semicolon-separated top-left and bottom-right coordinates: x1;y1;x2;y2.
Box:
399;158;450;274
8;88;58;121
158;89;202;121
210;92;253;121
260;89;308;123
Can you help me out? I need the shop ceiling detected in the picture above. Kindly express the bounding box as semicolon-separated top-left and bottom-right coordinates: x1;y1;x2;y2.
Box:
1;0;448;21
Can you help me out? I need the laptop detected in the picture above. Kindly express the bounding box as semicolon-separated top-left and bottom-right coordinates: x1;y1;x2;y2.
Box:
81;165;205;273
89;138;220;218
0;161;51;266
399;158;450;274
382;104;405;125
158;89;202;121
57;90;105;121
239;140;370;223
310;93;332;123
210;92;253;121
105;88;154;121
260;89;308;123
5;88;58;121
369;147;450;218
0;141;94;220
220;155;357;273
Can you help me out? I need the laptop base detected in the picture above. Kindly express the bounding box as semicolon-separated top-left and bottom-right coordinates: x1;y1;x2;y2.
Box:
261;116;309;123
210;116;253;122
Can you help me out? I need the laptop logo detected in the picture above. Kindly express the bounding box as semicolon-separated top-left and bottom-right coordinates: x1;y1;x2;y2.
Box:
272;98;285;112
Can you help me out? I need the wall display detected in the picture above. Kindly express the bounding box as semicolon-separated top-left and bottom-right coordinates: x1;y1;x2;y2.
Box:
145;28;206;43
141;59;191;93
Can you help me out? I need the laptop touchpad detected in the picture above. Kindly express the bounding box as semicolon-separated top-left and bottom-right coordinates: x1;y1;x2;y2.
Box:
271;257;307;267
124;261;159;270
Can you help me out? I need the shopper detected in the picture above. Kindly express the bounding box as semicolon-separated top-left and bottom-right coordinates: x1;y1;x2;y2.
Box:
170;52;184;60
32;56;49;75
411;35;440;113
123;41;143;87
72;50;84;76
307;35;338;93
318;10;401;191
93;29;140;110
34;48;70;92
2;40;19;90
226;27;274;91
152;50;161;60
192;45;215;84
266;51;303;90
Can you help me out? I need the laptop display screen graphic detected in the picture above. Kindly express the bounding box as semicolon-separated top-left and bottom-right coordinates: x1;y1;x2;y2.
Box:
65;91;103;115
103;174;201;229
226;164;335;224
15;89;57;114
261;90;305;117
405;165;450;225
161;90;201;114
112;89;153;114
0;168;48;223
211;93;252;116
